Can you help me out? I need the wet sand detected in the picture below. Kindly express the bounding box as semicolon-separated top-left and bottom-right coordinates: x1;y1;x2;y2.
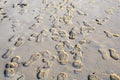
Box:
0;0;120;80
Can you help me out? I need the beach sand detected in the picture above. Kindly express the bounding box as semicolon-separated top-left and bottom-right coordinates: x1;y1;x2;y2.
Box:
0;0;120;80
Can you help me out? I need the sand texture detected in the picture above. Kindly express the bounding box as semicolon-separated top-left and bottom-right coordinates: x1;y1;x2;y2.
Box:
0;0;120;80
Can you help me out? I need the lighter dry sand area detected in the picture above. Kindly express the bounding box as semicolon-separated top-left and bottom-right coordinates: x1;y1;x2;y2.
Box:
0;0;120;80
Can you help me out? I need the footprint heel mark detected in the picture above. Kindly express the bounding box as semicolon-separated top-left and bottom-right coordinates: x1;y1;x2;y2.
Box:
57;72;68;80
109;48;119;60
88;74;99;80
23;53;41;67
98;48;109;60
2;48;15;59
110;73;120;80
14;37;24;47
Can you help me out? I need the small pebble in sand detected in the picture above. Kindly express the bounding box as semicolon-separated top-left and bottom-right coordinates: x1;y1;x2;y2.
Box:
110;73;120;80
109;48;119;60
57;72;68;80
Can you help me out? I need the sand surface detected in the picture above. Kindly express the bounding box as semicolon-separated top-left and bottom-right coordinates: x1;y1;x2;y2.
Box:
0;0;120;80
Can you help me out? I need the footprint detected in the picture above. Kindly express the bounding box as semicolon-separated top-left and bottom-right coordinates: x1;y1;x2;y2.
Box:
55;42;64;51
28;32;39;42
51;35;59;41
109;48;119;60
29;23;40;30
76;9;87;16
58;30;68;37
63;40;73;49
4;68;16;77
30;32;39;37
28;37;36;41
95;17;109;25
41;50;51;58
36;68;49;79
57;72;68;80
83;20;91;27
37;29;49;42
17;75;24;80
98;48;109;60
104;30;119;38
8;34;20;42
104;30;114;38
110;73;120;80
2;47;15;59
49;28;59;35
57;50;69;65
73;69;82;74
69;27;77;39
5;62;19;68
72;60;82;70
23;53;41;67
42;59;52;69
88;74;99;80
105;7;115;15
11;56;21;63
73;51;83;60
74;43;81;51
14;37;24;47
34;14;43;23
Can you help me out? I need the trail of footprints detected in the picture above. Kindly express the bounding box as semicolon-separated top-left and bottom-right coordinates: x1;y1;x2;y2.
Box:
1;0;120;80
98;48;119;60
